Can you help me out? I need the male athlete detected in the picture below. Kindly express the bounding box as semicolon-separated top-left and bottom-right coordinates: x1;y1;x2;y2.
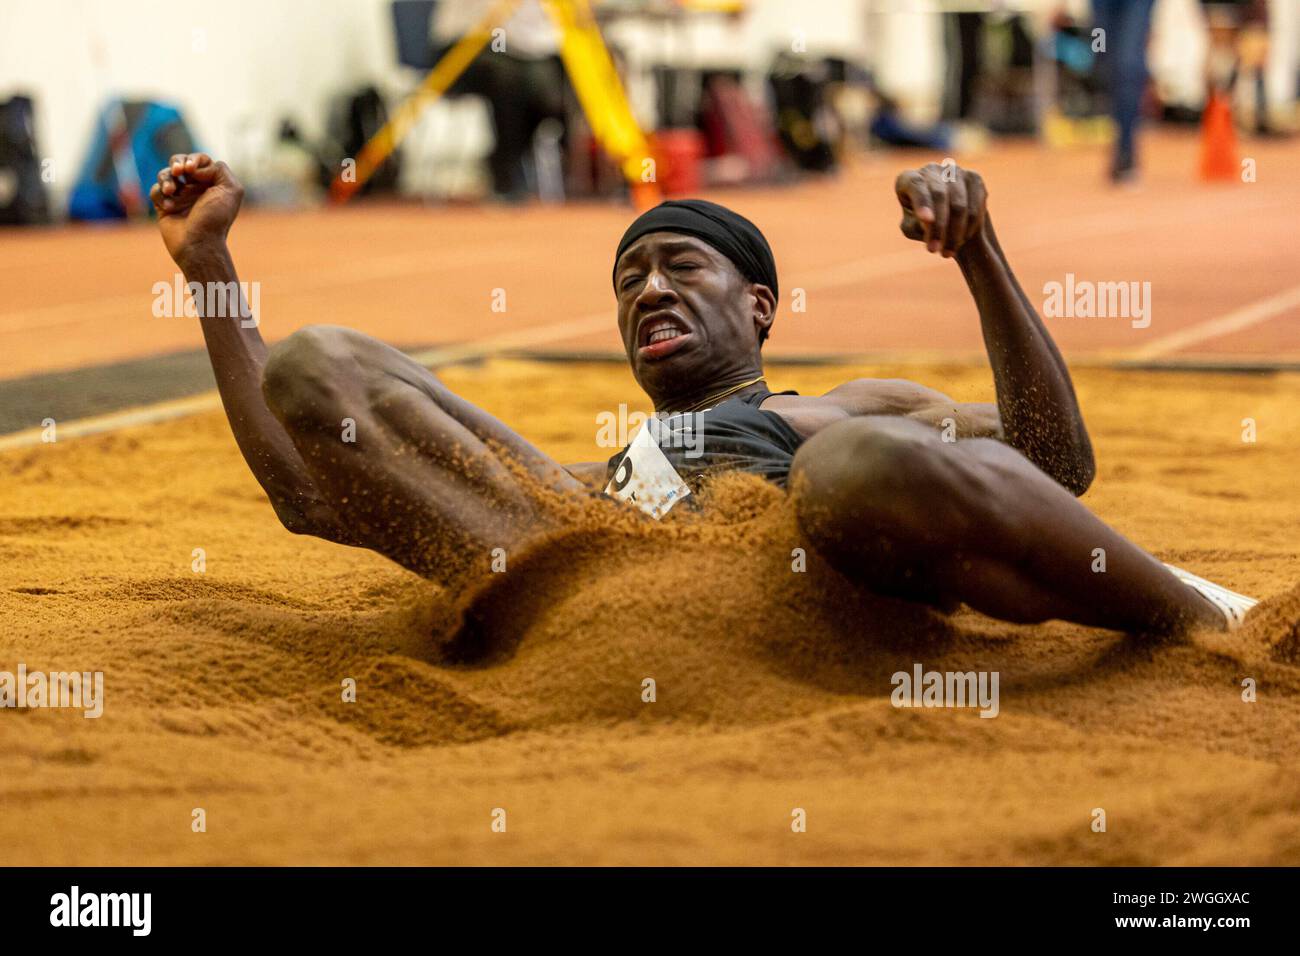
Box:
150;152;1254;636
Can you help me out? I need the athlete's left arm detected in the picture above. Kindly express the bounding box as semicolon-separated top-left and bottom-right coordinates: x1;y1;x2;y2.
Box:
893;163;1096;496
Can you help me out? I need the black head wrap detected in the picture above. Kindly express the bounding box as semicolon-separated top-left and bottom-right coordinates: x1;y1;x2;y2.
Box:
613;199;778;300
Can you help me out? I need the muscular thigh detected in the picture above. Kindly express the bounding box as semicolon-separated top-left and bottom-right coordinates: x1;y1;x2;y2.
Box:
263;325;586;579
788;416;1007;608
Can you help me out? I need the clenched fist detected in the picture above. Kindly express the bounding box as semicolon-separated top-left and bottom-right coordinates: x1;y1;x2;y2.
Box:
894;163;988;258
150;152;244;271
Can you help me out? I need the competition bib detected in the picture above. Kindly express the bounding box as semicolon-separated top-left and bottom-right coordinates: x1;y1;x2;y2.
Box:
603;418;691;519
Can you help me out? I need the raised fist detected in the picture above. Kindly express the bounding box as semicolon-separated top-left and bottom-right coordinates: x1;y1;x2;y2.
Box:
150;152;245;270
894;162;988;258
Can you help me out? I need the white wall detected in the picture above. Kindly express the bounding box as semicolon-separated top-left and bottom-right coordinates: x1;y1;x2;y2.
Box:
2;0;1296;205
0;0;403;204
2;0;874;205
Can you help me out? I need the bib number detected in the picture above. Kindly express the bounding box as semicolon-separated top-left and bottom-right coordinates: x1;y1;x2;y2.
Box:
603;419;691;519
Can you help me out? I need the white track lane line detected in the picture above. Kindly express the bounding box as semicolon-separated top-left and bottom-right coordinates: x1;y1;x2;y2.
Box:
0;310;613;451
1125;283;1300;360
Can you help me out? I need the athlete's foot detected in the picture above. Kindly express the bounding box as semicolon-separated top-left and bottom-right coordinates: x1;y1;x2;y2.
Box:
1163;563;1259;632
1190;592;1238;632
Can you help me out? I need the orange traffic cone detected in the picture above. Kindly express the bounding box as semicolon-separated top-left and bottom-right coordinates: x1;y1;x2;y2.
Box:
1199;90;1240;182
629;179;663;212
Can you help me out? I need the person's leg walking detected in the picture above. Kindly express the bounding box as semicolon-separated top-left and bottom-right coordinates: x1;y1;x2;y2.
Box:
1093;0;1156;179
1091;0;1120;130
483;55;533;198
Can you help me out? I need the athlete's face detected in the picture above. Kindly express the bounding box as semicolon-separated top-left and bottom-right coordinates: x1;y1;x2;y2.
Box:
613;232;775;404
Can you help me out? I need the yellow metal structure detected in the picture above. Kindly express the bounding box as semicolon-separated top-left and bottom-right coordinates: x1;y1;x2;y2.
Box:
332;0;659;205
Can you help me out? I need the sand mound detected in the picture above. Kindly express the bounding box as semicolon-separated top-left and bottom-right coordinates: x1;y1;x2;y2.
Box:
435;472;954;727
1240;584;1300;664
3;361;1299;864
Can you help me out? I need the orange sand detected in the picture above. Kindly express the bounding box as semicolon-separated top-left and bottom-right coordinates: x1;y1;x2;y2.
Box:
2;359;1298;865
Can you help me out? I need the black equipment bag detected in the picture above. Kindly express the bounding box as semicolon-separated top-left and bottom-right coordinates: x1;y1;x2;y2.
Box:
0;95;51;225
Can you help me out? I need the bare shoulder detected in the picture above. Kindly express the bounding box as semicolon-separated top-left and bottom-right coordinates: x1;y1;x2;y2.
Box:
758;378;942;439
761;378;1000;441
821;377;954;414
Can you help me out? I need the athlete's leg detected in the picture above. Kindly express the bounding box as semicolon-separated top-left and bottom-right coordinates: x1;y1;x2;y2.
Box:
261;325;585;583
790;416;1223;634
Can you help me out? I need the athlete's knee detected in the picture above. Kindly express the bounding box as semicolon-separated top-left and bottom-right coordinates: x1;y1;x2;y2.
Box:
794;417;951;509
262;325;369;427
791;416;986;544
790;418;973;606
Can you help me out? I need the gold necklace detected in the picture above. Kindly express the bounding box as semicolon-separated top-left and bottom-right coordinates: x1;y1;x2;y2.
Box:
673;375;767;415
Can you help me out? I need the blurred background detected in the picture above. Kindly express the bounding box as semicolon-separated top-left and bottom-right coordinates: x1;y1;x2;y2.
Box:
1;0;1296;219
2;0;1298;424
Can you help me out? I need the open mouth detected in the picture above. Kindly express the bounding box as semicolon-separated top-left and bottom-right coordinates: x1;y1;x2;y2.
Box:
638;314;688;348
647;324;683;345
637;314;694;361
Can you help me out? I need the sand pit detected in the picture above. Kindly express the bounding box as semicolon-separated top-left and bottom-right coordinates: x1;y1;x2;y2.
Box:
3;359;1298;865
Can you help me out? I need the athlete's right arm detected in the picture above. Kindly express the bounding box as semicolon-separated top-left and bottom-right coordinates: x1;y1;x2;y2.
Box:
151;153;351;541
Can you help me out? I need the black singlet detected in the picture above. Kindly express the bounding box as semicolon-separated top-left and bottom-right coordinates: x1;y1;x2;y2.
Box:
603;387;806;494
